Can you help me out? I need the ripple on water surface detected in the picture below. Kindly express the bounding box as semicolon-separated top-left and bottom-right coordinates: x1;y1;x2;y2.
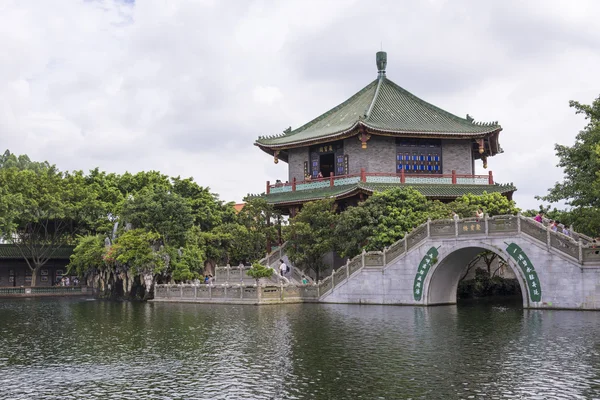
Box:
1;298;600;399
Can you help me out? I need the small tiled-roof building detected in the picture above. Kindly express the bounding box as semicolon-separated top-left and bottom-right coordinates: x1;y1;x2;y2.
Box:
0;244;73;287
255;52;515;215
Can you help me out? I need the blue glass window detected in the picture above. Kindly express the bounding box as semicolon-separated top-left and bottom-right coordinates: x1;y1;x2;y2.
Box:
427;155;432;162
420;155;425;161
434;165;439;171
428;165;432;171
434;156;439;162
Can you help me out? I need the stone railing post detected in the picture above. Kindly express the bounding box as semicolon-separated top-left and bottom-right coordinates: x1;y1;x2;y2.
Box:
517;212;521;233
194;285;198;299
485;214;489;235
346;259;350;278
455;218;459;237
547;226;551;249
180;284;183;299
383;248;387;266
361;249;366;268
224;284;228;298
226;264;230;283
209;284;212;299
404;236;408;253
426;218;431;237
578;239;583;263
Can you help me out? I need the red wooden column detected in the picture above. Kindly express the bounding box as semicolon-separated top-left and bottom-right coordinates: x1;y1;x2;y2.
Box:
400;168;405;184
330;172;334;187
292;177;296;191
451;170;457;184
360;168;366;182
488;171;494;184
266;181;270;194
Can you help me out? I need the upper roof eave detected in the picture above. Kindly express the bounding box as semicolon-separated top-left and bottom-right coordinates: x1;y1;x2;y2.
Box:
255;122;502;150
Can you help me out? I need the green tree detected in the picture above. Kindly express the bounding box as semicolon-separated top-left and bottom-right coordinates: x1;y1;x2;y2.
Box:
539;95;600;236
448;192;520;218
120;185;193;246
0;166;81;286
285;199;338;281
246;262;273;284
335;187;445;258
67;235;106;284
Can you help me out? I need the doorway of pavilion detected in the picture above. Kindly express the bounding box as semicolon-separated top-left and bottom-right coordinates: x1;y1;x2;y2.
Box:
319;153;335;178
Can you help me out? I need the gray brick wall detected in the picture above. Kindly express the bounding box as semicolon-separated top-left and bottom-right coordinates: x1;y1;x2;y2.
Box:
287;147;308;182
441;139;473;175
343;135;396;175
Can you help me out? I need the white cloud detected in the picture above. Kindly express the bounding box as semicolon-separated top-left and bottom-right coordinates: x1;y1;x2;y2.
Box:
1;0;599;210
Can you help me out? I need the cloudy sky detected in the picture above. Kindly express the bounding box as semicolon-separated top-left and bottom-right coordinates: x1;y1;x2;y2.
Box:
1;0;599;210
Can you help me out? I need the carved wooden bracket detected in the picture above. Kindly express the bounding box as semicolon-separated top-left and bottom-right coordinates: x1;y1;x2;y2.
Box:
273;150;280;164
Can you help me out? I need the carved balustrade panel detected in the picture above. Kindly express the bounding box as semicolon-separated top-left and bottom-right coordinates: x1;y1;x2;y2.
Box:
520;218;547;243
458;220;484;236
549;232;579;259
407;225;427;251
226;286;240;298
582;247;600;263
182;286;195;298
154;285;166;298
348;257;362;275
228;268;242;280
215;269;228;282
300;285;319;298
385;240;406;262
211;286;226;298
283;286;300;298
364;252;384;267
429;220;455;238
488;216;518;234
261;286;281;299
242;286;258;299
168;286;181;298
333;266;347;286
197;286;210;298
296;180;330;191
319;277;333;294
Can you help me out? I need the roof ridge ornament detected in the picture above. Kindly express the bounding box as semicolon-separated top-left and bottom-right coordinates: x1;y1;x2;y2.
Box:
376;51;387;77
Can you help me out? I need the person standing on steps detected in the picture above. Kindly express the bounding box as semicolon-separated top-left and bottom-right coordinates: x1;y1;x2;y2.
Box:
279;259;287;277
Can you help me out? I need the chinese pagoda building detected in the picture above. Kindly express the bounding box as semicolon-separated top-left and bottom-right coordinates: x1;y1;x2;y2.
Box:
255;52;516;215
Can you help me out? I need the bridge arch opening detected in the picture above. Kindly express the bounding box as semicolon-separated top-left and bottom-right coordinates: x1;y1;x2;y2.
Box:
425;244;528;307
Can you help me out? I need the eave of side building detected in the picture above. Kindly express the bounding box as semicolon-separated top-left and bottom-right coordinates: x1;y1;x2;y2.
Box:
254;182;517;208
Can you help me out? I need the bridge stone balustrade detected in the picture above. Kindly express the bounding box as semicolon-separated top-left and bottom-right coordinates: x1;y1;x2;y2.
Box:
153;215;600;310
320;214;600;310
364;252;384;267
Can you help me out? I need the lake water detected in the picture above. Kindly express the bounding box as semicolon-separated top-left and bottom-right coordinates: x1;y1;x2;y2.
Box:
1;298;599;399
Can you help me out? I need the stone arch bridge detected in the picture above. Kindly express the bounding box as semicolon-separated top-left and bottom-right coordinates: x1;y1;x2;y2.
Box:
319;215;600;310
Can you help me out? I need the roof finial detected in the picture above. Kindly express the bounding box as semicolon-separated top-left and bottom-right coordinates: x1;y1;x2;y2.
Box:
376;51;387;77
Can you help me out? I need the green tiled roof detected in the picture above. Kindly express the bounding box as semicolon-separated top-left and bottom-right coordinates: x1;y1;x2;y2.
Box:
0;245;74;260
260;182;516;205
256;76;501;149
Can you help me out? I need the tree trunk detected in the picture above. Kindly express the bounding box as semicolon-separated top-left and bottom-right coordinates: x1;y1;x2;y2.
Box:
30;265;41;287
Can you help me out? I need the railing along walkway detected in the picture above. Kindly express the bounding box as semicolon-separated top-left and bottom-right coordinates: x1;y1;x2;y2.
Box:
154;214;600;304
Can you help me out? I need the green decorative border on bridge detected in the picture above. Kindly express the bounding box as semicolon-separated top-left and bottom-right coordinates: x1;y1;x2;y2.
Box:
413;247;439;301
505;242;542;302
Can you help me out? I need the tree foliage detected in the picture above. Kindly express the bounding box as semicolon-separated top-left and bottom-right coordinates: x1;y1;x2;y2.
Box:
285;199;338;281
538;95;600;236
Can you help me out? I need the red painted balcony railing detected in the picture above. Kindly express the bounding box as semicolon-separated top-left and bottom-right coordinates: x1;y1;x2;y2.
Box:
267;169;494;194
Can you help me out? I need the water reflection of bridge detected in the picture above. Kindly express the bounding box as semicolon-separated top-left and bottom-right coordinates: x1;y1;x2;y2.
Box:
154;215;600;310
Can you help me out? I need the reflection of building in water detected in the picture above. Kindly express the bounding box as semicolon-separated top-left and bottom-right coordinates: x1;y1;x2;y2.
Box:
254;51;515;216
